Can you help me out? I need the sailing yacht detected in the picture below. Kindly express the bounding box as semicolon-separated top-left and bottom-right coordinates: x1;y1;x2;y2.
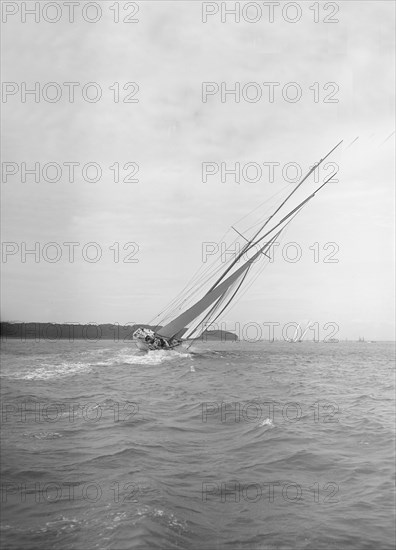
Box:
296;321;312;343
133;142;342;352
288;321;312;343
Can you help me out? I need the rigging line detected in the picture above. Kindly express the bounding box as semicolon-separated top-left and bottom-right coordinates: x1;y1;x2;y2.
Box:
220;229;291;322
228;228;303;317
346;136;359;149
181;234;242;292
233;181;295;227
231;226;272;259
185;282;237;343
162;231;277;341
167;240;244;310
186;284;237;343
240;209;280;236
201;226;269;288
221;207;307;318
380;130;395;146
240;190;299;233
256;140;342;234
223;255;271;320
154;257;239;328
148;226;235;325
186;298;233;345
159;230;249;320
243;170;338;255
186;276;243;343
198;267;251;336
207;199;303;293
231;226;249;242
208;253;272;330
240;216;271;234
217;258;270;323
241;154;338;247
149;144;342;331
187;266;243;322
239;194;295;236
162;167;331;330
206;143;342;293
171;227;243;296
167;242;247;320
150;263;221;323
149;240;236;327
240;142;342;245
183;228;236;286
155;182;305;326
192;230;282;338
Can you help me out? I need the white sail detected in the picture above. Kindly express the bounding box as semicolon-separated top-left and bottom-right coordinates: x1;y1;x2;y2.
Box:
157;240;271;339
300;321;312;341
292;324;301;342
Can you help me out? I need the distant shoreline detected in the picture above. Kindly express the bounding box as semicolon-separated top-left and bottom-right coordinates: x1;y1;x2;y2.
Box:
1;323;392;343
0;322;238;341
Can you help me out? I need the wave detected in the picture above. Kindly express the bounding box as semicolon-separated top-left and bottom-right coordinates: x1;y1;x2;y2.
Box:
1;348;191;379
116;349;191;366
3;362;92;381
23;431;62;440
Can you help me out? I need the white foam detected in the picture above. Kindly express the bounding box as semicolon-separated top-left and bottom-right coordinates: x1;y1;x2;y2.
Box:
2;347;191;380
6;361;92;380
260;418;274;428
117;348;190;366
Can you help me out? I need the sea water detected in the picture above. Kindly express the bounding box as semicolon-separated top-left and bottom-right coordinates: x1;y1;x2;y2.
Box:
1;339;395;550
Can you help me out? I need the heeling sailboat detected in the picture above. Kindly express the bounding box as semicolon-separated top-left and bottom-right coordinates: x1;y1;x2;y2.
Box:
298;321;312;342
290;320;312;343
133;141;342;352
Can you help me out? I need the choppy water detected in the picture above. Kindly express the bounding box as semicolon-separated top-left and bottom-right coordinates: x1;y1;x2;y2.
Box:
1;339;395;550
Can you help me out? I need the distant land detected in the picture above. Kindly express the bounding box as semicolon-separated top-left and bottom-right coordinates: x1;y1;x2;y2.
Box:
0;322;238;342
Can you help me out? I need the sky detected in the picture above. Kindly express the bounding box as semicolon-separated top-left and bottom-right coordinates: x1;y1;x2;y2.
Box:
1;0;395;340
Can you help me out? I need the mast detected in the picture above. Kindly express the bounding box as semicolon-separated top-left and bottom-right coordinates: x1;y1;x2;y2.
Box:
256;140;342;235
207;141;342;292
243;170;338;255
155;143;341;342
156;235;277;340
187;230;282;339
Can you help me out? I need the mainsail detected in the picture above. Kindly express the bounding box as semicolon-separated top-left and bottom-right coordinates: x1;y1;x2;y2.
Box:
157;237;274;339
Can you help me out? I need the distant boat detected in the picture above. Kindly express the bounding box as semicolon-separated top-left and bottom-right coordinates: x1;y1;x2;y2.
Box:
133;142;342;352
357;337;376;343
289;325;300;343
289;320;312;343
298;322;312;342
